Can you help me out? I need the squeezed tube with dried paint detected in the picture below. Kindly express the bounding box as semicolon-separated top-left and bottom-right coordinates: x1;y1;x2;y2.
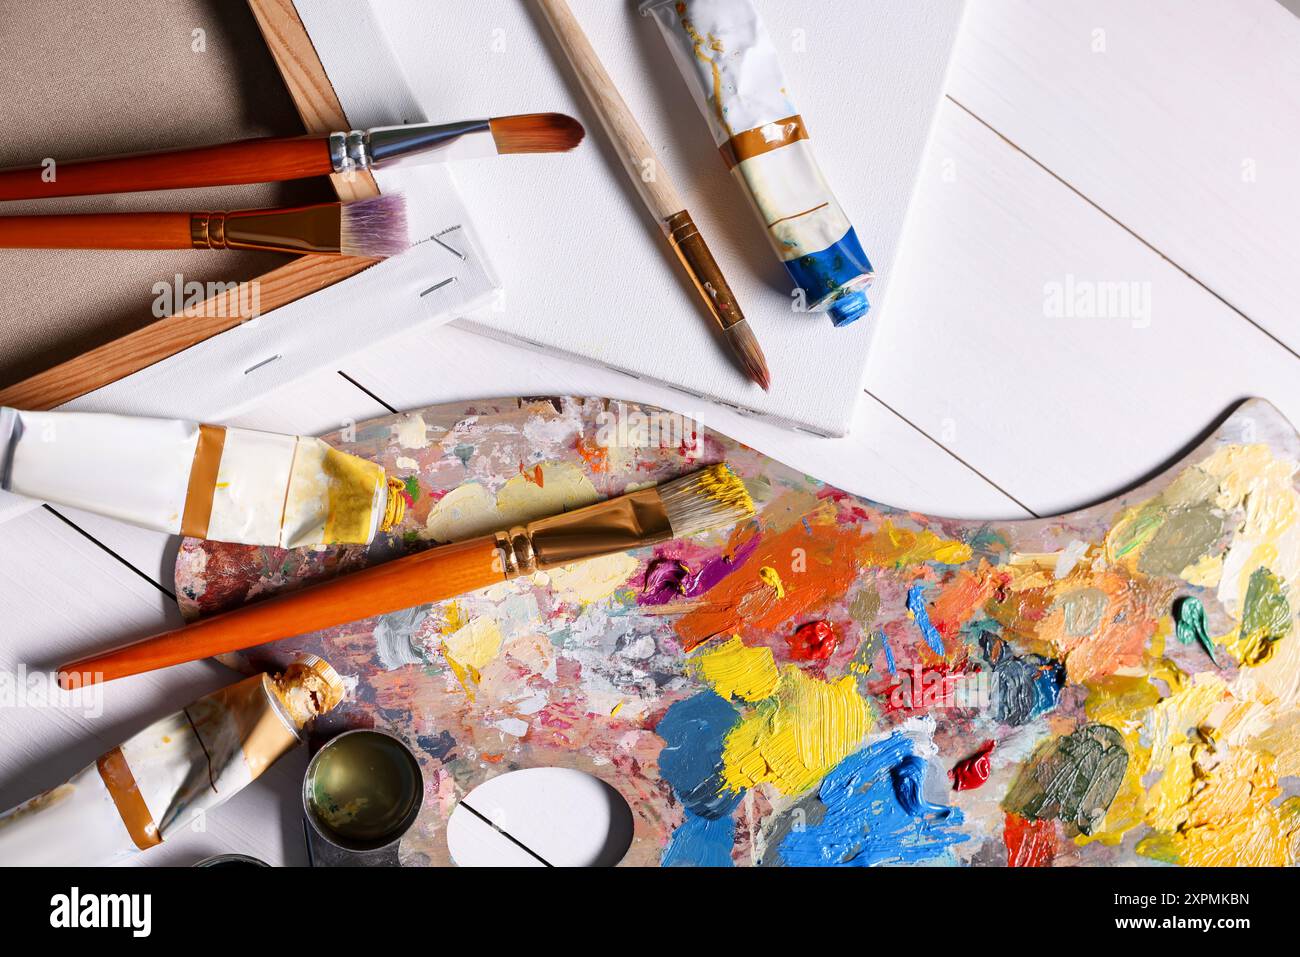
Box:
0;655;344;866
0;408;404;548
640;0;873;326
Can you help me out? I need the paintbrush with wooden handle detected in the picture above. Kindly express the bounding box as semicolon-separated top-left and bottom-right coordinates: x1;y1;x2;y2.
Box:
57;464;755;688
0;195;408;257
0;113;584;201
534;0;771;390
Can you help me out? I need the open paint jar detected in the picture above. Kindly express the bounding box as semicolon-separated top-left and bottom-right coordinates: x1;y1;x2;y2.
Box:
303;729;424;853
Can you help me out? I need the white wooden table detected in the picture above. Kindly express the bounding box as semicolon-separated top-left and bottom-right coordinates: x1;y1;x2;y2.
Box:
3;0;1299;866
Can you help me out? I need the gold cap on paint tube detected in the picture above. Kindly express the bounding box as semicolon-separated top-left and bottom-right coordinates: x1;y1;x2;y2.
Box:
270;654;347;727
380;476;407;532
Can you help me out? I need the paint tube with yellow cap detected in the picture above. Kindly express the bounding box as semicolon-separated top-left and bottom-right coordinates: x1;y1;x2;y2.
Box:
0;655;344;866
0;407;404;547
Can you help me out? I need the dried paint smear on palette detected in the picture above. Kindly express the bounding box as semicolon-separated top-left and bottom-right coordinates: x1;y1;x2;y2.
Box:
176;397;1300;867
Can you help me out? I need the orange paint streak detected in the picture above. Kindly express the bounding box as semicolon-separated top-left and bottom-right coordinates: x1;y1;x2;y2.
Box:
1036;569;1173;683
575;434;609;473
675;523;859;651
929;563;1002;639
518;462;545;487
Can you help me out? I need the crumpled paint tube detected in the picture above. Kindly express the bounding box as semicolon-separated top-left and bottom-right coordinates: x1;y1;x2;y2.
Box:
0;407;404;548
0;655;344;866
640;0;873;326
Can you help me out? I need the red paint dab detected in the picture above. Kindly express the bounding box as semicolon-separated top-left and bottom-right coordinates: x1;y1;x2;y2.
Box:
787;620;838;661
1004;812;1056;867
518;462;545;487
950;740;995;791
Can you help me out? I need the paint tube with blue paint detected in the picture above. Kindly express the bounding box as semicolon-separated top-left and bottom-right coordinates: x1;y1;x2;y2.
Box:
640;0;873;326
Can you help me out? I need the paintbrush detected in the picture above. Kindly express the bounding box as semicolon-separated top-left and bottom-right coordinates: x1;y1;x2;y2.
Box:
534;0;771;390
0;195;408;258
57;464;755;688
0;113;585;201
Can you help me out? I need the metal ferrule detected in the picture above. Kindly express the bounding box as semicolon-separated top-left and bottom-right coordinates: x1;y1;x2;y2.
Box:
664;210;745;331
190;204;343;255
328;120;492;173
492;487;673;577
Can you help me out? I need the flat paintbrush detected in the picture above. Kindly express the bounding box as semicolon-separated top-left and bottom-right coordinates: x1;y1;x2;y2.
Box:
534;0;771;390
0;113;584;201
0;195;409;258
58;464;755;688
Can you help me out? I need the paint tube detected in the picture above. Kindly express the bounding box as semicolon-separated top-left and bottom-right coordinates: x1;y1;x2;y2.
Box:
0;407;404;548
0;655;344;866
640;0;873;326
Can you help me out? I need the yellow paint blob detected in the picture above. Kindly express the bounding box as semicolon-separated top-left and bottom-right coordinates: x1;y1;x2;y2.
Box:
424;482;501;543
691;636;779;702
859;521;972;567
721;666;872;796
496;460;599;526
758;566;785;600
548;552;639;604
441;611;503;700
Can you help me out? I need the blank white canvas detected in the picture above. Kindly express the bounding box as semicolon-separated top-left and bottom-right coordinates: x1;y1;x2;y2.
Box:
310;0;966;435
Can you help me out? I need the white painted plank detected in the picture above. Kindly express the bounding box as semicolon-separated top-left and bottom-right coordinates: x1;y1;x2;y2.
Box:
866;99;1300;518
0;507;306;865
948;0;1300;350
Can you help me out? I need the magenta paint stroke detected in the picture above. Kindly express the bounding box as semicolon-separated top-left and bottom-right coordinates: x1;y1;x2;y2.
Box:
639;535;761;605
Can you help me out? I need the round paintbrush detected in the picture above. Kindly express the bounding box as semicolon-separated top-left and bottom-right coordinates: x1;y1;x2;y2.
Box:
0;194;409;258
57;465;756;688
0;113;585;201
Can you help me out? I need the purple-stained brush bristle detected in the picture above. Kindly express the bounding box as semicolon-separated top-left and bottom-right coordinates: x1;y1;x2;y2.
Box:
339;194;409;259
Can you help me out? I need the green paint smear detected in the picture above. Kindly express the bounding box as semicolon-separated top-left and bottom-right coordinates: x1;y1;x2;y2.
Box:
1175;596;1219;666
1239;566;1291;664
1003;724;1128;835
1111;511;1164;558
403;475;421;503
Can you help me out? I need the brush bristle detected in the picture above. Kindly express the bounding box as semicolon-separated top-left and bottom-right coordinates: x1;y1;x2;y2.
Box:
725;320;771;391
658;464;755;539
339;194;409;258
489;113;586;154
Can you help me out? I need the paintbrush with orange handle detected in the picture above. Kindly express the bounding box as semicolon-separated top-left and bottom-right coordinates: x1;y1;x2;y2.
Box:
0;113;584;201
58;464;755;689
0;195;408;257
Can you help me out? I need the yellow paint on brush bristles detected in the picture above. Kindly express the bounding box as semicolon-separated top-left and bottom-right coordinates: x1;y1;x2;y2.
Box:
696;463;755;513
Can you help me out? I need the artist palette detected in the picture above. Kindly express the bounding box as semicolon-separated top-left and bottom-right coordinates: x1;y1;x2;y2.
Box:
176;396;1300;866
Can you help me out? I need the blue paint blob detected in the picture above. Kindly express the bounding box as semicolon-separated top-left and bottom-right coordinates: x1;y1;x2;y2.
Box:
661;809;735;867
776;734;968;866
881;631;897;675
655;691;742;820
906;584;947;655
782;226;873;326
1030;661;1066;718
984;636;1066;726
891;754;955;818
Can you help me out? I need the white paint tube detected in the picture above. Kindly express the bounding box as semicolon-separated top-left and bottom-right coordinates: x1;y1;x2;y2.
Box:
640;0;874;326
0;407;404;548
0;655;344;866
